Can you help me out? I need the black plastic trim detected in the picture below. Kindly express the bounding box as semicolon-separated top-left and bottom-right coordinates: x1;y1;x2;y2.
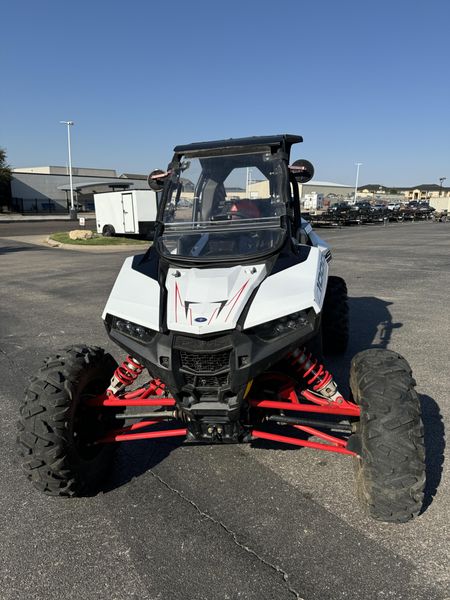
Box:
131;250;159;281
105;313;320;399
268;244;311;276
174;134;303;155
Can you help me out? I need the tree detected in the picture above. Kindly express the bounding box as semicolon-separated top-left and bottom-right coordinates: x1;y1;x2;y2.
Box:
0;147;11;183
0;147;12;209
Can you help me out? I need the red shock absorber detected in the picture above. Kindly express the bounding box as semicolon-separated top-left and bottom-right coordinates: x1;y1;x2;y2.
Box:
107;356;144;395
290;348;343;403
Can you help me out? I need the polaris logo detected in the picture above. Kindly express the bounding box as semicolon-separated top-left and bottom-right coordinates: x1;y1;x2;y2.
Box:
194;317;208;323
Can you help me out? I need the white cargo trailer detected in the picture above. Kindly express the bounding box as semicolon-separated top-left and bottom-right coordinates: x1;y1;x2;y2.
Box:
94;190;158;237
303;192;324;210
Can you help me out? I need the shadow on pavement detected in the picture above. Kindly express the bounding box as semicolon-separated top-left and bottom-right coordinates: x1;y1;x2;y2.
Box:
348;296;403;354
0;245;47;254
103;436;184;493
420;394;445;513
326;295;403;391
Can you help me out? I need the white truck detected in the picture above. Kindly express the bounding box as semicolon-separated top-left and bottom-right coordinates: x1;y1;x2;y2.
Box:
94;190;158;238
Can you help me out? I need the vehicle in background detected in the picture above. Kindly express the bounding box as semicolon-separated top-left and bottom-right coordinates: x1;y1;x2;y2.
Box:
303;192;324;210
94;190;158;238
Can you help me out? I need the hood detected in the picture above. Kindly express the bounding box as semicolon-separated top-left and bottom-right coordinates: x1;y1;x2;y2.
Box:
165;264;267;335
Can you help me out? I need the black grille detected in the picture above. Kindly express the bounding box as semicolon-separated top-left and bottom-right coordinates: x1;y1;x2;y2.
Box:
179;349;231;389
180;350;230;373
184;373;229;387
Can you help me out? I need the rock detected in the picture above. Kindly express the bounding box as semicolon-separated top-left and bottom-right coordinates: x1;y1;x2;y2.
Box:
69;229;93;240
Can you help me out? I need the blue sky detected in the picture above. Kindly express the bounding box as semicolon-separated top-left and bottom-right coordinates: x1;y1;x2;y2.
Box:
1;0;449;186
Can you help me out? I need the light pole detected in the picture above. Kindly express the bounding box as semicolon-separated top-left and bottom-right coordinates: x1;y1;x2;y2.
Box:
353;162;362;204
439;177;446;196
246;167;253;196
60;120;76;219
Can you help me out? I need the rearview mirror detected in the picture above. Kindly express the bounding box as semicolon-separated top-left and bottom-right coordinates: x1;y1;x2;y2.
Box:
148;169;169;192
290;159;314;184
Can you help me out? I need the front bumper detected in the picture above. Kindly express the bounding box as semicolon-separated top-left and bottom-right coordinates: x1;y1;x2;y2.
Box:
104;309;320;422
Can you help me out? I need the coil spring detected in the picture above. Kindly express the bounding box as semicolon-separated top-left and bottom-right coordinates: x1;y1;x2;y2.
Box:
114;356;144;386
290;348;333;391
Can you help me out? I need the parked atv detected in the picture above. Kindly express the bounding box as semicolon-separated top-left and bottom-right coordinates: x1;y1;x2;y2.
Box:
17;135;425;522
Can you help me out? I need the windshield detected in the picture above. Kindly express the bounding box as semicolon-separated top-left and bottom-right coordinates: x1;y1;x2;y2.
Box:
157;150;289;261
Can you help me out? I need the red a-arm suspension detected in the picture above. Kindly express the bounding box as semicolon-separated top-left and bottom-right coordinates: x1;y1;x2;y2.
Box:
87;349;360;454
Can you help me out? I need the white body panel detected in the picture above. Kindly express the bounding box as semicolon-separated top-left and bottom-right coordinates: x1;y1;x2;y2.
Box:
102;257;160;331
95;190;158;234
243;246;328;329
102;220;331;335
165;264;266;335
300;218;331;256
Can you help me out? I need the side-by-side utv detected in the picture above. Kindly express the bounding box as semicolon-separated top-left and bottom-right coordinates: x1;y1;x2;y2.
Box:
17;135;425;522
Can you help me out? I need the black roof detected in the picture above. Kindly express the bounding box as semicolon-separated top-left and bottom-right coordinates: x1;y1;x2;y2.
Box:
173;134;303;155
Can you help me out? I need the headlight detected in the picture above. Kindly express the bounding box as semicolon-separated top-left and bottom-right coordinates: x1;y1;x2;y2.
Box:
111;316;156;343
248;310;311;341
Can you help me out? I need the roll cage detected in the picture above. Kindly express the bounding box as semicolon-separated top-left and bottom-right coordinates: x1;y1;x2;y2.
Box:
154;135;304;264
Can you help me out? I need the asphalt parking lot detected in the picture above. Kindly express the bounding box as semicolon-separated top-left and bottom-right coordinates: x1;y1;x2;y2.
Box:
0;221;448;600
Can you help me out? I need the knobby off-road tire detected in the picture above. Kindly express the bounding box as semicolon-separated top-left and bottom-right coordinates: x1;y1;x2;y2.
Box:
350;349;426;523
322;275;349;355
17;346;119;497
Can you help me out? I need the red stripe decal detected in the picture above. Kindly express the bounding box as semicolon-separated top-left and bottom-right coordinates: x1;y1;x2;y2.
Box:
225;280;249;321
208;307;219;324
175;282;185;323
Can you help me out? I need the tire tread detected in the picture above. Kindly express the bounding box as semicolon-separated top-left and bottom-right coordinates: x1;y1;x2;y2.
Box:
350;348;425;522
17;346;116;497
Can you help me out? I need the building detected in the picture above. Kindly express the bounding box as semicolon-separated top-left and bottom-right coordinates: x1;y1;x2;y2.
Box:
12;166;117;177
401;184;450;201
357;184;390;198
9;167;149;213
301;181;353;200
247;179;353;201
12;163;449;214
173;179;353;210
358;183;450;202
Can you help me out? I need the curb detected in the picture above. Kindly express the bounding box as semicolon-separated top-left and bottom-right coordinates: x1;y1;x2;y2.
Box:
44;236;149;252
